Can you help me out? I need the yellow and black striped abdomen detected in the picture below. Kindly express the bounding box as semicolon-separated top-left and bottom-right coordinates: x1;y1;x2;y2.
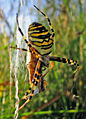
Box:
28;22;53;56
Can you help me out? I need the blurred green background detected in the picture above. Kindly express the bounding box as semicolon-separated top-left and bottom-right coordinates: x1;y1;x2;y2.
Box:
0;0;86;119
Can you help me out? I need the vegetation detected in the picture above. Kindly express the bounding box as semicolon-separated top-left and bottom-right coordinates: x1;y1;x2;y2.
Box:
0;0;86;118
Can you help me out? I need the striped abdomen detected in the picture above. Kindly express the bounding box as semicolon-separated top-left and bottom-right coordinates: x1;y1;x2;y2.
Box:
28;22;53;56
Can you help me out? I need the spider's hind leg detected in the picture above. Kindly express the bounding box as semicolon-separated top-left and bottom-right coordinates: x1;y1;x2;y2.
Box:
18;85;36;111
34;5;55;39
18;60;42;111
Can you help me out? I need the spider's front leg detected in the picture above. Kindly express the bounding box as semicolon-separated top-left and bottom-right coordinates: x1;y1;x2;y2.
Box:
18;60;43;111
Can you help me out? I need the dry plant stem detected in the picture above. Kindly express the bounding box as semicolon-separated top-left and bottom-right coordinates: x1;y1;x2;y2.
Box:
0;8;13;36
14;43;19;119
9;48;13;103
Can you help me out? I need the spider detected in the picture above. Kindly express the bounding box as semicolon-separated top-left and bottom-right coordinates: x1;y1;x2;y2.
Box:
11;5;79;111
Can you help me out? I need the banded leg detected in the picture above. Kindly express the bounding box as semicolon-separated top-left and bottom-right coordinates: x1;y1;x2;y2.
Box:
49;56;79;67
39;62;54;91
10;46;38;62
41;62;54;79
34;5;55;38
18;60;43;111
10;46;38;63
15;62;54;111
26;62;54;93
10;46;29;52
18;85;36;111
23;62;54;97
16;14;39;58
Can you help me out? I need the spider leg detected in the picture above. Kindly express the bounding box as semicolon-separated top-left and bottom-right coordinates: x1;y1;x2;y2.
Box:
38;62;54;90
20;61;53;111
41;62;54;79
49;56;79;67
10;46;39;63
25;60;42;96
10;46;29;52
18;86;36;111
10;46;38;64
16;14;39;58
14;61;54;111
14;83;34;107
10;46;40;97
34;5;55;40
16;14;29;45
18;60;43;111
